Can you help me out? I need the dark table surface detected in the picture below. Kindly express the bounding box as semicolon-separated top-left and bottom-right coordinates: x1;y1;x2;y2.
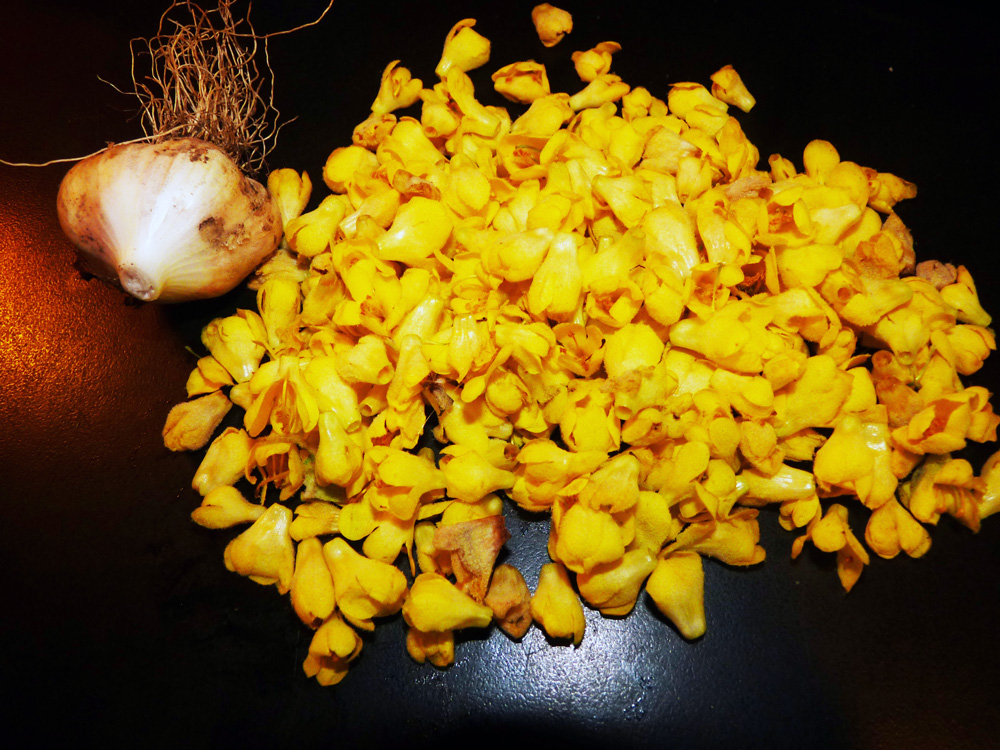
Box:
2;1;998;748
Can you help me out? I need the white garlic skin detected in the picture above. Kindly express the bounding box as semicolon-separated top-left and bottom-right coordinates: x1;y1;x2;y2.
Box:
57;137;282;302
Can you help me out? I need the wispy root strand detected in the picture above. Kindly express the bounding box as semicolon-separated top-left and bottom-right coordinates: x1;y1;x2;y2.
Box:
132;1;334;175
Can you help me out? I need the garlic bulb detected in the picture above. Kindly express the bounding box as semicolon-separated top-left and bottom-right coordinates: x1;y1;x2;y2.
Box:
57;137;283;302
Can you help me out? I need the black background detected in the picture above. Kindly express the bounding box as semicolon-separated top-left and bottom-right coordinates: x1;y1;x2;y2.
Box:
2;1;998;748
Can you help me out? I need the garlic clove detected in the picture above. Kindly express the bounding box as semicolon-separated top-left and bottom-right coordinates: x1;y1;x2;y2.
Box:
57;137;283;302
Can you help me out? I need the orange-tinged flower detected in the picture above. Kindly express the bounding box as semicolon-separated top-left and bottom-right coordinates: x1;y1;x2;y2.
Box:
441;444;516;502
162;390;233;452
531;4;573;47
244;437;306;503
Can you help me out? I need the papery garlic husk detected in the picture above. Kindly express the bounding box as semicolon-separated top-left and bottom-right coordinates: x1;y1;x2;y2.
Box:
57;137;282;302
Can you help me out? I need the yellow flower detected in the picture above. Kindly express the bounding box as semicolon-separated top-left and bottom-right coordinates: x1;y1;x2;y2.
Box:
666;509;766;566
792;503;869;592
441;444;516;502
191;427;253;496
267;168;312;227
290;501;342;540
530;562;585;644
315;411;365;489
191;486;264;529
435;18;491;79
290;537;337;628
645;551;706;639
223;502;295;593
864;497;931;560
200;310;267;383
568;74;631;110
285;195;350;258
243;355;319;438
302;613;362;686
576;548;656;615
185;355;234;397
552;501;628;574
813;414;897;510
571;41;621;82
406;627;455;668
402;572;494;633
511;93;574;136
940;265;992;327
492;61;551;104
371;60;423;115
376;196;454;266
323;146;379;195
244;437;306;503
323;536;408;631
899;454;985;531
256;277;301;351
709;64;755;113
527;231;583;321
162;390;233;452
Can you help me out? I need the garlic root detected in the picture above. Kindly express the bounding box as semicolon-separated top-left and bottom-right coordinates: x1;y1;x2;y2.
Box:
57;137;282;302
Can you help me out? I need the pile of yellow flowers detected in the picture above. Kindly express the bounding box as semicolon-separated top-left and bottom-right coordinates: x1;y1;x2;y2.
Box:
163;7;1000;686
